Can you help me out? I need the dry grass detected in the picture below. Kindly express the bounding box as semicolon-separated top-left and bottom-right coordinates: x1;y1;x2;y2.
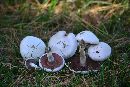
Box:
0;0;130;87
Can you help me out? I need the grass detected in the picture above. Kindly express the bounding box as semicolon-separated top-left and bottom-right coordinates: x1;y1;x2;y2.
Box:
0;0;130;87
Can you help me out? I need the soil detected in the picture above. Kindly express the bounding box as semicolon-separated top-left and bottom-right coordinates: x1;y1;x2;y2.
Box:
25;59;39;69
69;55;101;71
40;53;63;69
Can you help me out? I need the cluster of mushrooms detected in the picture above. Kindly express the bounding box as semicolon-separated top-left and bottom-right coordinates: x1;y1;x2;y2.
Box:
20;31;111;73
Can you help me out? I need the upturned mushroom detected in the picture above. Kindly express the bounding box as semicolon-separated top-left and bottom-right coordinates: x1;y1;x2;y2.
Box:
20;36;46;69
48;31;78;59
88;42;111;61
39;47;65;72
67;31;101;73
25;58;40;69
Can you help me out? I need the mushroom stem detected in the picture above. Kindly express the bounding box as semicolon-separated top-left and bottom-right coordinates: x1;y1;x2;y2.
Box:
47;52;55;63
30;63;39;68
79;40;87;67
46;47;55;63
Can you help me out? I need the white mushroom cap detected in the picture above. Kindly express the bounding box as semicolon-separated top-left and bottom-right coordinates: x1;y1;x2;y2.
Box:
20;36;46;60
48;31;66;45
48;31;78;59
88;42;111;61
76;31;99;44
39;53;65;72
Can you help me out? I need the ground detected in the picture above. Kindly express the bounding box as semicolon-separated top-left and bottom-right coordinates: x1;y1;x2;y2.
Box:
0;0;130;87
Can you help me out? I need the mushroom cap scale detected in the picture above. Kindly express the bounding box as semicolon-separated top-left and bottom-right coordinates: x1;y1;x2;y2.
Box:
88;42;111;61
76;31;99;44
20;36;46;60
39;52;65;72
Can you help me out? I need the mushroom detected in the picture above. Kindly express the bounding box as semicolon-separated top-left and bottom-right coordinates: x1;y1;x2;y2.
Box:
66;30;100;73
76;31;99;66
20;36;46;60
39;47;65;72
88;42;111;61
48;31;78;59
20;36;46;69
25;58;40;69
